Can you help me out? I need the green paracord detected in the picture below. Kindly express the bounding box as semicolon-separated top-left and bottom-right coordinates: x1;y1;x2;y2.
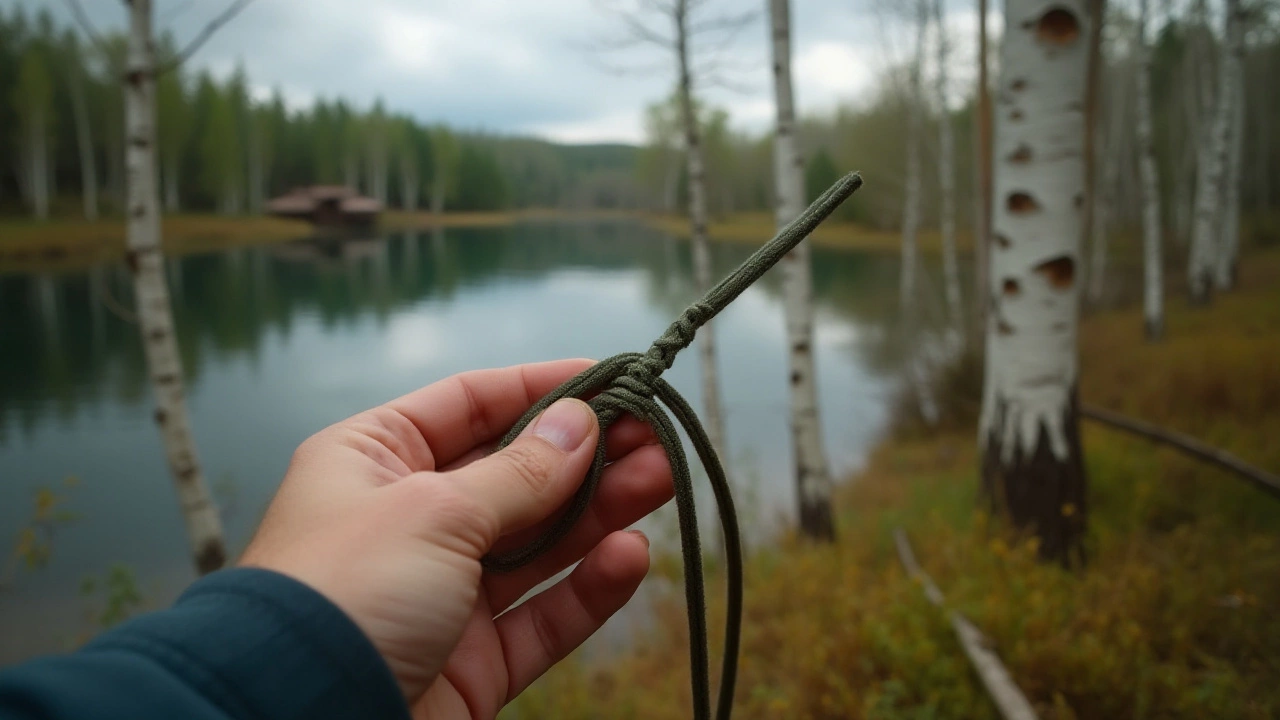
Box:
483;172;864;720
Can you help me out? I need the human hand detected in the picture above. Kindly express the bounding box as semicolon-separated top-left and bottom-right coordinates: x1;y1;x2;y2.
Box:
238;359;674;718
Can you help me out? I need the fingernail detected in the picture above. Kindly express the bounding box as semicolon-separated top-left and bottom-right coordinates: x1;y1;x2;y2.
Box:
628;529;650;548
529;399;593;452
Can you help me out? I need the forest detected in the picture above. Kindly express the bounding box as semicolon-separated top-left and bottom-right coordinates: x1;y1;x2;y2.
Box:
2;0;1280;718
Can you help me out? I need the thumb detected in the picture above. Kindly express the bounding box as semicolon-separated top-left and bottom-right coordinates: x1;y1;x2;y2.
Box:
452;398;599;540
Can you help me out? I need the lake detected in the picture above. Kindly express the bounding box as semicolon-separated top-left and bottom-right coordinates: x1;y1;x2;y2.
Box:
0;220;915;663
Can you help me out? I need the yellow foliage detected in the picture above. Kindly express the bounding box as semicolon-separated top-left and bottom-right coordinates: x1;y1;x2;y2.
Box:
505;248;1280;720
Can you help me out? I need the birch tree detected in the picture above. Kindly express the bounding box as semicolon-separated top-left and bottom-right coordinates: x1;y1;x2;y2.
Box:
591;0;755;477
769;0;835;540
974;0;993;334
121;0;227;575
900;0;928;312
1135;0;1164;340
1189;0;1245;306
1217;17;1247;292
980;1;1091;566
62;31;99;221
1088;65;1127;305
430;125;459;214
12;44;52;219
933;0;962;330
156;59;188;213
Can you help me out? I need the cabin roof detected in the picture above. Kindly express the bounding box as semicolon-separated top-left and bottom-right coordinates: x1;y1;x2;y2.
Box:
266;186;383;216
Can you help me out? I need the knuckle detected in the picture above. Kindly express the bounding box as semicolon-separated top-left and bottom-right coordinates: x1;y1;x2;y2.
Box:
496;442;558;498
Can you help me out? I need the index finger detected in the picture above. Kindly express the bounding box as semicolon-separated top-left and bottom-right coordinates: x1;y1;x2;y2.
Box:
385;358;595;470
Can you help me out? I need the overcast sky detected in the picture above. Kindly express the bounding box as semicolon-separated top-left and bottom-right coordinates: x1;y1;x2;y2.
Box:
11;0;996;144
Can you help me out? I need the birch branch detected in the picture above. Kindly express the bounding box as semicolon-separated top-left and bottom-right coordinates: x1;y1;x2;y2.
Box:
1080;405;1280;499
893;528;1040;720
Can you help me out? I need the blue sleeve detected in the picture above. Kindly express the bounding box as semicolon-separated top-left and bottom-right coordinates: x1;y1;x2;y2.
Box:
0;568;411;720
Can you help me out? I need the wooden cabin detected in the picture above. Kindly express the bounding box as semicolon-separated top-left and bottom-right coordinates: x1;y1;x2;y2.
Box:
266;186;381;228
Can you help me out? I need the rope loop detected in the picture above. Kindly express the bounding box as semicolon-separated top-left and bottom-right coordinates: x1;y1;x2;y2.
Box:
479;172;862;720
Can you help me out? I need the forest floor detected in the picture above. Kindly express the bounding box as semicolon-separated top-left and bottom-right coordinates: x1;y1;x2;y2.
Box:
506;242;1280;720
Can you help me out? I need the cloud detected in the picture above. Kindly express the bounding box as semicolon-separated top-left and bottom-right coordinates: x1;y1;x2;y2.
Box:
10;0;993;144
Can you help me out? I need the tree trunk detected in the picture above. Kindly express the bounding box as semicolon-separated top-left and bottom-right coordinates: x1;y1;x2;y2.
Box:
431;171;446;215
769;0;835;541
68;69;99;221
1189;0;1243;306
401;162;419;211
979;0;1090;567
1081;0;1105;285
26;109;50;220
1135;0;1164;340
164;155;181;212
1088;73;1126;306
900;0;927;312
934;0;962;330
675;0;729;483
125;0;227;577
1216;47;1245;292
975;0;993;336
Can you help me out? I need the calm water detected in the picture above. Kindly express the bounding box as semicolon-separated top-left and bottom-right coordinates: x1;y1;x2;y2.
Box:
0;221;909;663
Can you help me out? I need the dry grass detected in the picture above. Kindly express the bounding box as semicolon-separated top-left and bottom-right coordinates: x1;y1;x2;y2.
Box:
507;247;1280;720
644;212;974;255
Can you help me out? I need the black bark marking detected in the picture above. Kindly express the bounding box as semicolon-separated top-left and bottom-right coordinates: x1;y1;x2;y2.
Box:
1010;78;1028;92
1002;278;1021;297
1007;192;1040;214
1036;7;1082;46
195;540;228;576
1008;144;1033;163
1010;109;1025;121
980;390;1087;567
995;233;1012;249
154;408;168;425
156;372;179;385
790;370;802;385
125;249;141;273
148;328;166;342
997;320;1015;335
1074;192;1085;209
1034;255;1076;289
798;495;836;541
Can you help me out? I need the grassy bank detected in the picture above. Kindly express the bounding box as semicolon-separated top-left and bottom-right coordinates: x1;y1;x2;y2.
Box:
644;211;972;254
507;248;1280;719
1;209;944;274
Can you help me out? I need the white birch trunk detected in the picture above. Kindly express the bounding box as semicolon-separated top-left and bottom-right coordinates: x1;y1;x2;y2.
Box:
431;170;446;215
769;0;835;540
247;127;263;214
25;109;50;220
974;0;993;336
125;0;227;576
164;156;181;212
1088;75;1126;305
68;69;99;221
675;0;728;476
900;0;927;312
1216;48;1245;292
401;162;419;211
1189;0;1243;305
1135;0;1164;340
979;0;1089;566
934;0;962;330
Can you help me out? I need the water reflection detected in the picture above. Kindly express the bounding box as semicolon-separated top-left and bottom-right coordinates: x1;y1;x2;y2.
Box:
0;221;906;663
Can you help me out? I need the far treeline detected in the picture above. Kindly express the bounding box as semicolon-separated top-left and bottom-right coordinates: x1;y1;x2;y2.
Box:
0;10;644;218
7;4;1279;237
